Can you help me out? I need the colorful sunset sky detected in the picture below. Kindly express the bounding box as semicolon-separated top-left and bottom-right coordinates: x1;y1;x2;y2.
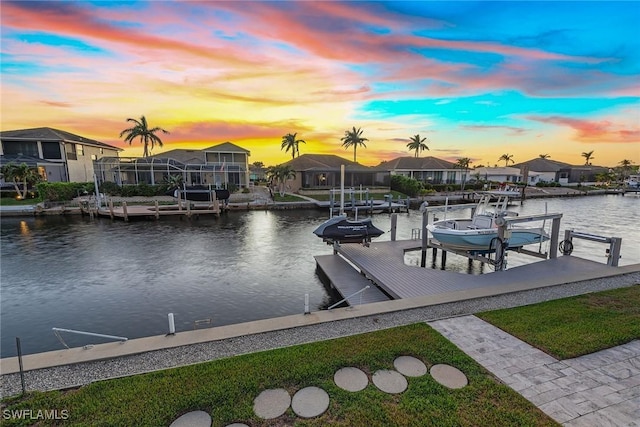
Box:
1;1;639;167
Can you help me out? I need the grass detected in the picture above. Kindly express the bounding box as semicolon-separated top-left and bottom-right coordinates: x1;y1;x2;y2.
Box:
0;324;557;427
0;197;41;206
477;285;640;360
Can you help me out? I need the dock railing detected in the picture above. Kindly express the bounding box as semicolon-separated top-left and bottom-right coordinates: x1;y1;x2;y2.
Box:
327;285;370;310
561;230;622;266
52;327;128;349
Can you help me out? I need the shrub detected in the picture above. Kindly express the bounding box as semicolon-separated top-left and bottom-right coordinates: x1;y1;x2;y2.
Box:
390;175;422;197
35;182;94;202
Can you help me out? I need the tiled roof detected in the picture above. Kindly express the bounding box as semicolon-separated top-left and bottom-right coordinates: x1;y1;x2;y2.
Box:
514;158;572;172
202;141;250;153
0;127;121;151
373;156;457;170
148;149;205;164
282;154;371;171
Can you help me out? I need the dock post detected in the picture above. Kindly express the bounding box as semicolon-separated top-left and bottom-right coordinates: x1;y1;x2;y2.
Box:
421;209;428;267
177;190;182;211
108;199;114;220
495;223;506;271
562;229;573;256
441;250;447;269
122;201;129;222
304;293;310;314
608;237;622;267
186;200;191;218
154;200;160;220
390;213;397;241
549;217;561;259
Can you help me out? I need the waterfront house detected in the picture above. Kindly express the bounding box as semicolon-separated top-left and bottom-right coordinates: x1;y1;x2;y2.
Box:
472;166;541;186
0;127;121;183
373;156;461;184
94;142;251;189
281;154;389;193
514;158;571;183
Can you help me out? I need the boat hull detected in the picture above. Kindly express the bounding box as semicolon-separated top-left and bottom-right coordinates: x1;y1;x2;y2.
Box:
168;187;230;201
427;224;548;252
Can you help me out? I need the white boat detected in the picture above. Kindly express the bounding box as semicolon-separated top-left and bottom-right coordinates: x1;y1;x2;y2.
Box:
427;195;549;253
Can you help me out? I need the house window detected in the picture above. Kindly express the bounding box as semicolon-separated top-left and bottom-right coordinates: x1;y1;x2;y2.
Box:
2;140;38;157
77;144;84;156
41;142;63;159
67;144;77;160
91;154;98;160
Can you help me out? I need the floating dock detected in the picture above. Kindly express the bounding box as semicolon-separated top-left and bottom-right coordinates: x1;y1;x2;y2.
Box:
83;200;221;221
316;240;626;305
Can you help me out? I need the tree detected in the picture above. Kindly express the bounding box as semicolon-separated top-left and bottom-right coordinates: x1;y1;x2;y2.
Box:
280;133;305;159
266;164;296;197
252;161;265;168
340;127;368;163
498;153;514;167
406;134;429;158
119;115;169;158
581;150;595;165
539;154;550;159
455;157;472;190
0;162;42;199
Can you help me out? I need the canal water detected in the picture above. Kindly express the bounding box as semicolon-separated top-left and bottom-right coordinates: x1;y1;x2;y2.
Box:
1;195;638;357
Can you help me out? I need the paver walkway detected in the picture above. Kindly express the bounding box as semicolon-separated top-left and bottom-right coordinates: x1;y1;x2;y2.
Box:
429;315;640;426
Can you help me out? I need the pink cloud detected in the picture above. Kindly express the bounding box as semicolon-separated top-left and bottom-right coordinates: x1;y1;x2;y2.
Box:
527;115;640;143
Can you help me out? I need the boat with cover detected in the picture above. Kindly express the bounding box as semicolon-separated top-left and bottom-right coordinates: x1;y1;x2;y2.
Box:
169;185;230;202
426;195;548;253
313;215;384;243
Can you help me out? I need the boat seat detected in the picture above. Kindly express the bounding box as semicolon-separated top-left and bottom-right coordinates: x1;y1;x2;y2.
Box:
469;215;493;229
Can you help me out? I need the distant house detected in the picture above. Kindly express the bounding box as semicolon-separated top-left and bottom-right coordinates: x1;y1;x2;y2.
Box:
94;142;251;188
514;158;571;183
0;127;121;183
281;154;389;192
472;166;541;186
556;165;610;186
374;157;461;184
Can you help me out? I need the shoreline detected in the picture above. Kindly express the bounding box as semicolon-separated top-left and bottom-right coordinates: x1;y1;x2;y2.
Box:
0;187;618;218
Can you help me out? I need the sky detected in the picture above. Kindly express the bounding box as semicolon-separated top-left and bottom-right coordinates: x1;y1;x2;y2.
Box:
1;1;639;168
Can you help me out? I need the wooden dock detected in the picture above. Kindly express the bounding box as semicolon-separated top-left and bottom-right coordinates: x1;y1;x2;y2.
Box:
90;200;221;221
315;240;628;305
315;254;390;306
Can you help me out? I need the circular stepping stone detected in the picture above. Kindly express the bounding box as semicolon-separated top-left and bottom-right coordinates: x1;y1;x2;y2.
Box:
334;367;368;392
225;424;249;427
394;356;427;377
291;386;330;418
169;410;211;427
430;364;468;389
372;369;407;394
253;388;291;419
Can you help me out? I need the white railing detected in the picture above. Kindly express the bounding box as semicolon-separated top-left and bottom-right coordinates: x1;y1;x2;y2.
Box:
327;285;370;310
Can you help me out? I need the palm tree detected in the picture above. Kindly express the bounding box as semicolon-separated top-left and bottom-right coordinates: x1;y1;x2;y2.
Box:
0;162;42;199
539;154;550;159
119;115;169;158
280;133;305;159
340;127;368;163
455;157;472;190
498;153;514;167
406;134;429;158
581;150;595;166
266;164;296;197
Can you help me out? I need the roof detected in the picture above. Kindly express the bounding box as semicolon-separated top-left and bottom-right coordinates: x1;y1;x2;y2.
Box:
148;149;205;164
473;166;539;176
0;127;121;151
282;154;371;171
514;158;572;172
374;156;457;171
202;141;250;154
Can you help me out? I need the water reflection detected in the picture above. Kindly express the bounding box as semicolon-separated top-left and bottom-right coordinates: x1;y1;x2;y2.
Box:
1;195;638;357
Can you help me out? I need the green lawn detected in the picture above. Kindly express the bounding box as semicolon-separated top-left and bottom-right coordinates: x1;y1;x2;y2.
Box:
0;197;41;206
478;285;640;360
1;324;557;427
272;193;310;202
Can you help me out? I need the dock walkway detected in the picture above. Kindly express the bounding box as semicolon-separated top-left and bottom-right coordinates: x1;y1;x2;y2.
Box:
317;240;626;303
315;254;390;305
